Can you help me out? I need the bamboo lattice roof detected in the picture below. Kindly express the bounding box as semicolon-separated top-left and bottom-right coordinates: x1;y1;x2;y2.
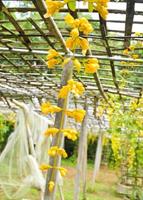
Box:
0;0;143;108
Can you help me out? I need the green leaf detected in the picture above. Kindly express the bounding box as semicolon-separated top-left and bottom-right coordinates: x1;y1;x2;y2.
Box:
88;2;94;12
68;1;76;11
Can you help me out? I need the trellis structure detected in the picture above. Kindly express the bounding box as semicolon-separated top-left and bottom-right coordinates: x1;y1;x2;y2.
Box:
0;0;143;109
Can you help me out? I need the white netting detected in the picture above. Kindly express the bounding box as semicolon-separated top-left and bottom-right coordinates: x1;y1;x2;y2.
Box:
0;101;53;199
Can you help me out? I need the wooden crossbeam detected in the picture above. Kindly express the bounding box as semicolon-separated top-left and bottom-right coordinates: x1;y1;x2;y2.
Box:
99;16;122;100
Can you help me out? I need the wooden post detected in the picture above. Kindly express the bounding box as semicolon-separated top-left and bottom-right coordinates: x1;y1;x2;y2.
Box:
92;131;103;184
44;59;73;200
74;100;88;200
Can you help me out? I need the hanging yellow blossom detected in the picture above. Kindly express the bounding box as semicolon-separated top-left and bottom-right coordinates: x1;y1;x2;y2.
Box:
70;28;79;38
58;79;85;99
79;38;89;52
44;128;59;136
78;17;93;35
85;58;100;73
46;49;62;69
61;128;78;141
73;59;81;72
65;14;93;36
41;102;62;115
39;164;52;171
95;3;108;20
66;109;86;122
47;59;60;69
68;79;85;97
58;167;67;177
48;146;68;158
48;181;55;192
58;85;70;99
65;13;75;27
47;49;59;60
44;0;65;18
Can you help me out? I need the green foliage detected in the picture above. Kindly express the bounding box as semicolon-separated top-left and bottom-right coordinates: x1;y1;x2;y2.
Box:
0;114;14;152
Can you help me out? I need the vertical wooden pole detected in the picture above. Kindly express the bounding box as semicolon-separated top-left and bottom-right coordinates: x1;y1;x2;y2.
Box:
92;131;103;184
44;59;73;200
74;100;88;200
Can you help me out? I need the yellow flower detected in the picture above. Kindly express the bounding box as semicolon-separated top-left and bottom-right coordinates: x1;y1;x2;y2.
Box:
47;49;59;60
39;164;52;171
68;79;85;97
58;167;67;177
131;54;139;59
65;13;75;27
58;79;85;99
79;38;89;52
41;102;62;115
88;58;99;64
65;14;93;35
57;148;68;158
58;85;70;99
44;128;59;136
70;28;79;38
61;128;78;141
47;58;60;68
44;0;65;17
85;58;99;73
66;109;86;122
66;37;80;50
46;49;62;69
95;3;108;20
48;146;68;158
48;181;55;192
123;49;129;55
73;59;81;72
85;64;99;73
79;17;93;35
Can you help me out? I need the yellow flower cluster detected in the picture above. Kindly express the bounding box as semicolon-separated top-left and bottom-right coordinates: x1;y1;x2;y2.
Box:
85;58;100;73
39;164;52;171
123;44;140;60
44;127;78;141
65;14;93;35
95;0;109;20
44;128;59;136
48;146;68;158
46;49;62;68
58;79;85;99
41;101;62;115
58;167;68;177
40;164;67;177
44;0;65;18
66;109;86;122
61;128;78;141
65;14;93;53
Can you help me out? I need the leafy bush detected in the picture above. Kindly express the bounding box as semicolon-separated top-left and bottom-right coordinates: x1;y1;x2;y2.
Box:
0;114;14;152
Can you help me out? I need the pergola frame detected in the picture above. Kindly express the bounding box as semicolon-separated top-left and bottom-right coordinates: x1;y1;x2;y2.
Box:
0;0;143;108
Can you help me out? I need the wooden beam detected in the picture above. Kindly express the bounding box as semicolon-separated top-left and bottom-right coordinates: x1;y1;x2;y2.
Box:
124;0;135;48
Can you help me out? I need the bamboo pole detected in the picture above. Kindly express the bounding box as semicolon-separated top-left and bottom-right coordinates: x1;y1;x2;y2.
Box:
74;100;88;200
92;131;103;184
44;58;73;200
